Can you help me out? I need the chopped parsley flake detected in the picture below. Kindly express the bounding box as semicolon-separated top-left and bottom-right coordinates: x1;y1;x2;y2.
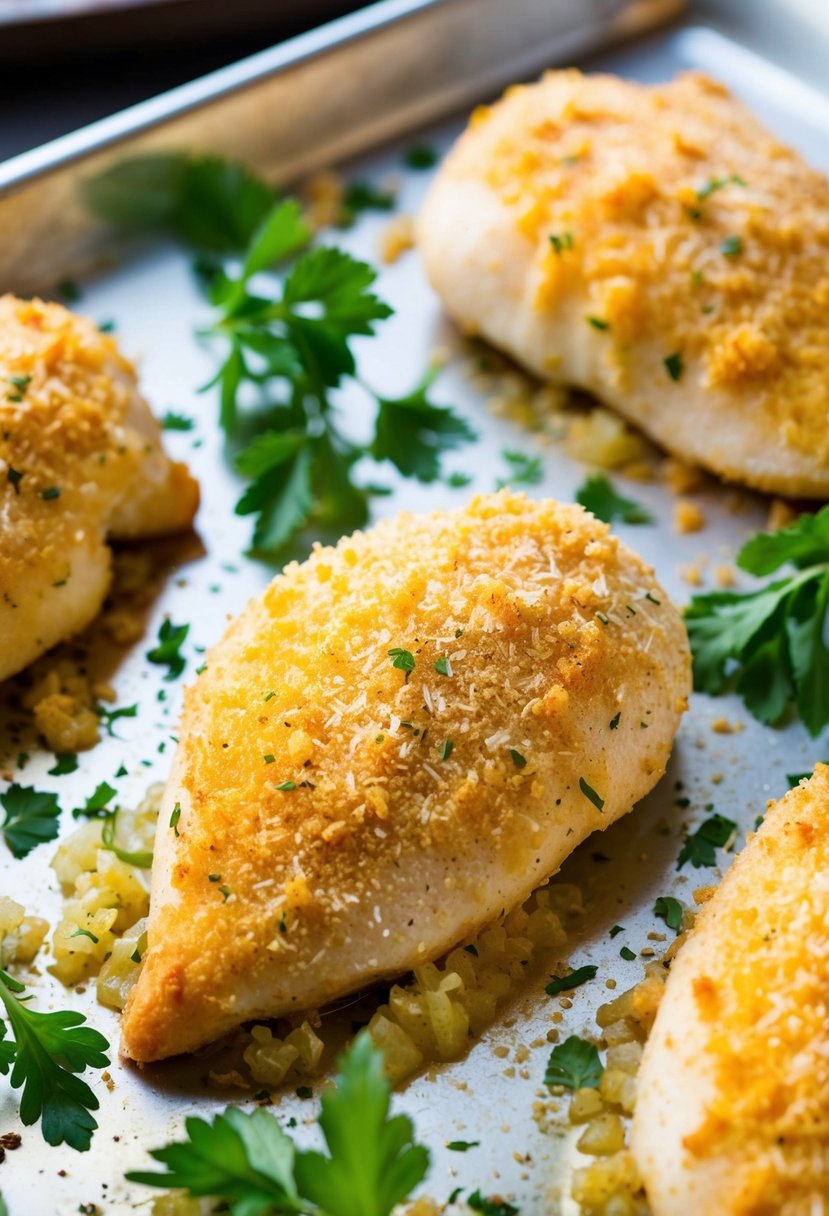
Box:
41;486;61;501
720;233;743;257
609;925;624;939
676;812;737;870
263;754;275;764
146;619;189;680
446;1140;480;1152
575;473;653;525
609;712;621;730
446;471;473;488
439;739;453;761
548;231;574;254
96;702;138;737
1;785;62;858
509;749;527;769
264;691;276;701
404;144;438;170
218;885;232;901
170;803;181;836
578;777;604;812
49;753;78;776
664;352;683;382
545;965;597;996
161;411;195;431
388;648;415;681
619;945;636;961
7;467;23;494
434;655;451;677
71;928;99;944
545;1035;603;1090
74;782;117;820
586;315;609;331
276;781;297;792
467;1193;519;1216
496;449;543;489
653;895;684;934
7;373;32;402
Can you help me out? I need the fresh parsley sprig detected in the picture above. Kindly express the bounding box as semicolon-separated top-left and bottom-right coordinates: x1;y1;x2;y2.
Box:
575;474;653;525
127;1032;430;1216
204;201;472;557
90;152;474;560
1;785;61;859
685;507;829;735
0;970;110;1151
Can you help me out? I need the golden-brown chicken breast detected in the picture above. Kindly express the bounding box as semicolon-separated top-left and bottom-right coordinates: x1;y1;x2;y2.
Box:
418;70;829;498
632;764;829;1216
121;491;690;1061
0;295;199;683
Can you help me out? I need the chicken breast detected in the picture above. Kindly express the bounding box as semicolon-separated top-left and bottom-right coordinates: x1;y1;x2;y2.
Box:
418;70;829;498
0;295;199;683
121;491;690;1061
632;764;829;1216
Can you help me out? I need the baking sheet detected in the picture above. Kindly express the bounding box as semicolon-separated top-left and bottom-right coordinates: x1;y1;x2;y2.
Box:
2;16;829;1216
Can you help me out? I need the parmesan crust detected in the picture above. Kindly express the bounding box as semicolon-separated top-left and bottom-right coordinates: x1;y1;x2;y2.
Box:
418;70;829;497
121;491;690;1061
0;295;199;682
632;764;829;1215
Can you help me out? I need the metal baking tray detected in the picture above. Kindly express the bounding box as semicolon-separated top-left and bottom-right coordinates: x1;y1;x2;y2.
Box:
3;1;829;1212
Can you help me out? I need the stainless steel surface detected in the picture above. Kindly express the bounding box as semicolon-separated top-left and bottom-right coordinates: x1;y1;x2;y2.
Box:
0;0;683;296
2;4;828;1215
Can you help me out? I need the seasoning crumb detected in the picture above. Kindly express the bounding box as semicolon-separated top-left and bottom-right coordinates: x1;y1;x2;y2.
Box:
662;457;705;494
766;497;797;532
379;214;415;264
673;499;706;534
711;716;743;734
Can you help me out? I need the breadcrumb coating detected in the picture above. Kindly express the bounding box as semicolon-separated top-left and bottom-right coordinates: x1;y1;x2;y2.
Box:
122;491;689;1061
419;70;829;496
633;764;829;1215
0;295;198;681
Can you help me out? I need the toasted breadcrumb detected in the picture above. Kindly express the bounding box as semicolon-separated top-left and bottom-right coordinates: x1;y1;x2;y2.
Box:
379;214;415;264
673;500;706;534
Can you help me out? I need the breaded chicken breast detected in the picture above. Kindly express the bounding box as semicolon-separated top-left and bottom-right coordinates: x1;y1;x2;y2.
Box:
633;764;829;1216
0;296;199;683
121;491;690;1061
419;70;829;497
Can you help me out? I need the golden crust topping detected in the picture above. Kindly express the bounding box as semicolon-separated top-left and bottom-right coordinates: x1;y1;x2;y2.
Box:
451;70;829;461
682;764;829;1211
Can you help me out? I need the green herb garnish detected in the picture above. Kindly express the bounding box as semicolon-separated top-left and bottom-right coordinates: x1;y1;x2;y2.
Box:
664;352;683;381
96;702;138;738
147;619;189;680
685;506;829;735
575;474;653;525
578;778;604;812
73;782;117;820
677;813;737;870
161;411;195;431
720;233;742;257
545;1036;603;1090
496;449;543;489
404;145;438;170
545;965;597;996
388;648;415;681
126;1032;429;1216
653;895;683;934
1;786;61;859
0;969;109;1150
